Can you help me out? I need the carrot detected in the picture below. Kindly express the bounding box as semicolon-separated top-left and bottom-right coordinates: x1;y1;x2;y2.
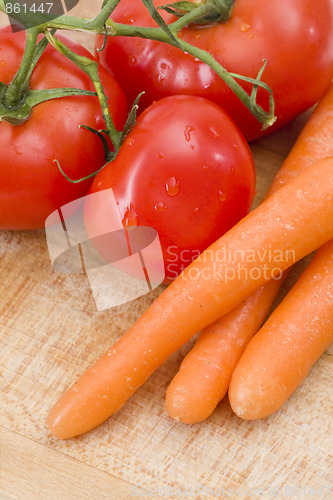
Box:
165;84;333;424
47;156;333;439
228;239;333;420
268;82;333;194
165;277;288;424
165;83;333;424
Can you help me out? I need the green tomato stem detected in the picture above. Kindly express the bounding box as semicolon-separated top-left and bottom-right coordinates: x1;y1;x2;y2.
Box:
45;31;122;151
86;0;122;31
168;3;215;32
0;0;276;130
108;19;276;129
164;0;235;31
212;0;235;20
4;28;39;108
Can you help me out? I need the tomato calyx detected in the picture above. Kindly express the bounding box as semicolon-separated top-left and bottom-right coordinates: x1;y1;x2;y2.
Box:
55;92;144;184
159;0;235;26
0;28;98;125
0;83;98;125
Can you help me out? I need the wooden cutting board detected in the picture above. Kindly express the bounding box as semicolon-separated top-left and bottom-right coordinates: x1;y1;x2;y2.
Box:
0;2;332;499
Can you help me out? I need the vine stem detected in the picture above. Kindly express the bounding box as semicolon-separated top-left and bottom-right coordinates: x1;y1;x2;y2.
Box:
86;0;122;31
45;31;122;150
108;20;276;128
0;0;276;128
170;3;215;31
4;28;39;107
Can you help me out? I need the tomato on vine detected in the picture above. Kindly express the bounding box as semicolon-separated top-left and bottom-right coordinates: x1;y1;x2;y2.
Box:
96;0;333;140
84;95;255;282
0;26;128;230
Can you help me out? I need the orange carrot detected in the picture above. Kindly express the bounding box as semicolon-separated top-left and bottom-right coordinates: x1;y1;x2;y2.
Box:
165;277;287;423
165;83;333;424
47;156;333;438
228;239;333;420
268;82;333;194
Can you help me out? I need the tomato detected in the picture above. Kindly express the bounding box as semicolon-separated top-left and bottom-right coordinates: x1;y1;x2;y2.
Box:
0;26;128;230
84;95;255;283
96;0;333;141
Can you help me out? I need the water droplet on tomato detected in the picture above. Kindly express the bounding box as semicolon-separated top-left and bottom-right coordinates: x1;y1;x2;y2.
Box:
125;138;134;147
0;60;7;66
158;60;171;71
184;125;195;142
122;204;138;227
154;201;167;212
129;56;137;65
240;23;251;32
218;190;226;201
209;126;220;138
13;145;22;156
156;152;164;159
165;177;179;197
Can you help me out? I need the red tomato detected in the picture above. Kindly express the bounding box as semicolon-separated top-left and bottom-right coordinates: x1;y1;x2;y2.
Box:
0;26;128;230
84;96;255;283
96;0;333;141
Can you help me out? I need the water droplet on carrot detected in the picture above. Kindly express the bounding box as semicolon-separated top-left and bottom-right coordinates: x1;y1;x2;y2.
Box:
165;177;179;197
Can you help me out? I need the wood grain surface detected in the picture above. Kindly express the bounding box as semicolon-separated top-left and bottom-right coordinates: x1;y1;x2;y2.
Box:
0;3;332;499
